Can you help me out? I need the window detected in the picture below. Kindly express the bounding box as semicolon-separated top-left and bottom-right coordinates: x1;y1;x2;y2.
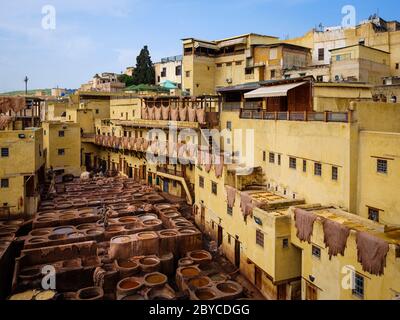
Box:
216;63;222;68
227;205;233;216
228;235;231;244
270;70;276;79
96;109;99;114
318;48;325;61
58;149;65;156
245;68;253;75
312;245;321;259
332;166;338;181
226;121;232;130
269;48;277;60
256;229;264;247
303;160;307;172
282;238;289;248
352;273;364;299
211;181;217;195
317;75;323;82
1;179;9;188
262;151;266;162
289;157;297;169
226;62;232;67
269;152;275;164
368;207;380;222
377;159;387;174
1;148;9;157
396;63;399;70
277;154;281;166
161;67;167;77
175;65;182;76
314;163;322;176
157;76;160;83
58;131;64;137
173;180;177;188
185;71;191;77
235;61;242;66
211;221;215;230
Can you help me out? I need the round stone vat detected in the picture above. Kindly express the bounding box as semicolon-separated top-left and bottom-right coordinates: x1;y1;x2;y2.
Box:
194;288;217;300
53;226;75;235
216;281;243;299
187;250;212;265
178;257;194;267
77;287;104;301
144;272;168;288
117;277;143;299
138;256;161;273
30;229;51;237
188;276;211;289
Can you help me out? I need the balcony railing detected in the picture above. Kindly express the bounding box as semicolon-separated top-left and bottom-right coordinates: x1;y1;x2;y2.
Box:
239;109;352;123
222;102;241;111
156;166;185;178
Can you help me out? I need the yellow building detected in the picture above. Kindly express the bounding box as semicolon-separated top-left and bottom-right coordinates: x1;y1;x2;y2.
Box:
42;121;81;176
193;77;400;299
330;45;390;84
0;97;45;217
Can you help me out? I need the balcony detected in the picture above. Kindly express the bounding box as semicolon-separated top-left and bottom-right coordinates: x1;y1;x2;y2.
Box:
239;109;352;123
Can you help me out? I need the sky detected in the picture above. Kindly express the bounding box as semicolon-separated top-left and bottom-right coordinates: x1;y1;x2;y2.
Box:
0;0;398;92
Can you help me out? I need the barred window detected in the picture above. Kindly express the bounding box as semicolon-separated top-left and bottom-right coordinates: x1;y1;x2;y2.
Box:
199;176;204;188
227;205;233;216
368;207;380;222
256;229;264;247
1;148;9;157
289;157;297;169
303;160;307;172
211;181;217;195
1;179;9;188
269;153;275;164
377;159;387;174
332;166;338;180
278;154;281;166
312;245;321;259
314;163;322;176
352;273;364;299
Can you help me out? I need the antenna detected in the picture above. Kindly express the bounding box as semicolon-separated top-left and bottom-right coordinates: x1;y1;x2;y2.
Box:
24;76;29;95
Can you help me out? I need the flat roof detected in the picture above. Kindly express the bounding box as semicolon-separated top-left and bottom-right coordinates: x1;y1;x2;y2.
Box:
329;44;390;54
182;33;278;44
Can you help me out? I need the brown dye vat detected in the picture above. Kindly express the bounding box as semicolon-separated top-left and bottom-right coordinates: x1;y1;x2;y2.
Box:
188;277;211;288
77;287;104;300
28;237;47;244
144;272;167;287
139;256;160;273
121;294;145;300
117;278;143;299
36;217;54;223
188;250;211;263
194;288;217;300
216;282;240;294
180;267;200;277
117;259;138;269
30;229;51;237
118;217;138;225
178;228;197;234
2;220;22;226
159;230;178;237
76;224;95;231
19;267;41;280
137;232;157;240
175;222;192;228
119;279;141;290
53;226;75;235
106;225;124;233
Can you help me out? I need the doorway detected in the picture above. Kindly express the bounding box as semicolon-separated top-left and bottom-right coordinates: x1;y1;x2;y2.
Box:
305;282;318;300
277;284;287;300
254;265;262;290
85;153;91;171
163;179;169;193
200;206;205;232
217;225;223;247
234;238;240;268
128;166;133;178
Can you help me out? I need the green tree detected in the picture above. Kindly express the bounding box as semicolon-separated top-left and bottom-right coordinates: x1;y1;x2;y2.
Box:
132;45;155;85
117;74;135;87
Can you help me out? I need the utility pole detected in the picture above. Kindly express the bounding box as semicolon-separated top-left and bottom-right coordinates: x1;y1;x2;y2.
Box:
24;76;29;95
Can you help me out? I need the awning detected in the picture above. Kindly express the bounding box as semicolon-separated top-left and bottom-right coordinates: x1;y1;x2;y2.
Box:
244;81;307;99
194;41;219;50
